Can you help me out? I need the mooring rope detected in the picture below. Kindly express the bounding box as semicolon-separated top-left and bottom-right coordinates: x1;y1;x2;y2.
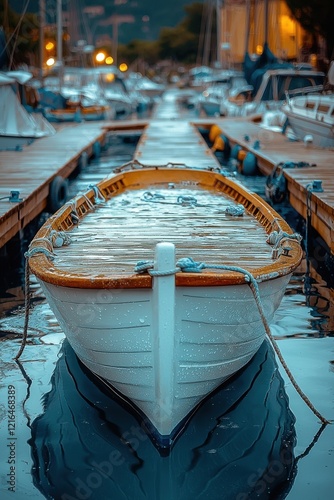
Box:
15;257;32;361
135;257;330;424
15;234;330;424
15;231;70;360
89;184;106;204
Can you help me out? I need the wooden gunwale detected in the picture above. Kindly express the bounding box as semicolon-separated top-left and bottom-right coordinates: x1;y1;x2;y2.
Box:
28;167;303;289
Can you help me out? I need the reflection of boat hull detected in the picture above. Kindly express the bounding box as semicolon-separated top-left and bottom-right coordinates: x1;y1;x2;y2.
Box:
30;339;296;500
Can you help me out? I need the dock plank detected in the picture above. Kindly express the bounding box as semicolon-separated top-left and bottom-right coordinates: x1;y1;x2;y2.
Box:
194;116;334;253
0;122;107;248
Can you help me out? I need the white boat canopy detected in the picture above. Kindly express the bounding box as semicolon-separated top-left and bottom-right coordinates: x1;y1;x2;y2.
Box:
0;71;55;140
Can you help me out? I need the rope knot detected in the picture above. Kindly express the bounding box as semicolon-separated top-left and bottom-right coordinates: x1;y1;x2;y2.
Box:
134;260;154;274
177;195;197;206
49;230;71;248
89;184;106;204
176;257;206;273
225;204;245;216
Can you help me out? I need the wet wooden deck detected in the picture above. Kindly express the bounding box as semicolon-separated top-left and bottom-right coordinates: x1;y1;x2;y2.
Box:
1;88;334;256
0;122;106;248
134;91;219;169
195;116;334;254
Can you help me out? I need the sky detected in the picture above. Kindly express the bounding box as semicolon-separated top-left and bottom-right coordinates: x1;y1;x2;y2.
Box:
9;0;204;44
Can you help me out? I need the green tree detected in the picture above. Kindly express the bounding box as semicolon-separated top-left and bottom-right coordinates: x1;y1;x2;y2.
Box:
118;2;214;67
0;0;39;68
157;2;215;65
159;26;198;63
285;0;334;63
118;39;160;67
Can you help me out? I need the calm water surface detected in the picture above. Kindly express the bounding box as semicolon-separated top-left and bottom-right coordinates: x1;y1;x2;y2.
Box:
0;116;333;499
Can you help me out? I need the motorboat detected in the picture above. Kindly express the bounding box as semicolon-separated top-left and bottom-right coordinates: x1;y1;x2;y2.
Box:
282;94;334;148
219;67;325;117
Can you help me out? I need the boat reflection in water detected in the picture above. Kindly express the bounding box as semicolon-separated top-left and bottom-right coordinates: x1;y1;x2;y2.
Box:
30;339;296;500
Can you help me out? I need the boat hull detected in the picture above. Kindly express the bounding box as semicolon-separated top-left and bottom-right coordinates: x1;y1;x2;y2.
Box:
283;94;334;148
28;166;302;447
39;272;290;442
284;110;334;148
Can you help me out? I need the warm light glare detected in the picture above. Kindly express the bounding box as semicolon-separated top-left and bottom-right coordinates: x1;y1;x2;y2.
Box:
95;52;106;63
46;57;55;67
280;15;296;36
45;42;54;51
105;73;115;82
256;45;263;55
119;63;128;72
105;56;114;65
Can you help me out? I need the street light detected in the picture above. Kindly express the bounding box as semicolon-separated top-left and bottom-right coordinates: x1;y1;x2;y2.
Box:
119;63;128;72
46;57;55;67
95;51;106;63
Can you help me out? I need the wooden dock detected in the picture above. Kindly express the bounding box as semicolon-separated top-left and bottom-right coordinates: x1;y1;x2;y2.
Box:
0;122;106;248
1;88;334;256
135;119;218;170
195;116;334;254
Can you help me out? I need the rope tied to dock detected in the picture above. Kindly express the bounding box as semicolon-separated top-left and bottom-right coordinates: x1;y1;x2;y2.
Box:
134;256;330;425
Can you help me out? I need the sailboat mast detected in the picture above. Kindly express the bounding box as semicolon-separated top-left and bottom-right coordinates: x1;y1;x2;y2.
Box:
39;0;45;81
264;0;268;45
244;0;251;55
57;0;62;65
216;0;222;67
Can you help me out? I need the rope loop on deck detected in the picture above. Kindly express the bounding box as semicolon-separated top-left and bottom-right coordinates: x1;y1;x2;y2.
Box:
176;257;206;273
81;193;95;210
134;260;179;276
266;230;302;259
225;204;245;216
24;246;55;260
24;237;55;260
143;192;165;202
65;200;80;224
89;184;106;204
49;230;72;248
177;195;198;206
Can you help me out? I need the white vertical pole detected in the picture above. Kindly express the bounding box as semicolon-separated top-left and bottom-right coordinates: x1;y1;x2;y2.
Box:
152;242;176;437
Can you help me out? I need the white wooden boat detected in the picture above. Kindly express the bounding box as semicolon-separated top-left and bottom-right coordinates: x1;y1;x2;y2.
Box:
27;164;302;447
282;94;334;148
